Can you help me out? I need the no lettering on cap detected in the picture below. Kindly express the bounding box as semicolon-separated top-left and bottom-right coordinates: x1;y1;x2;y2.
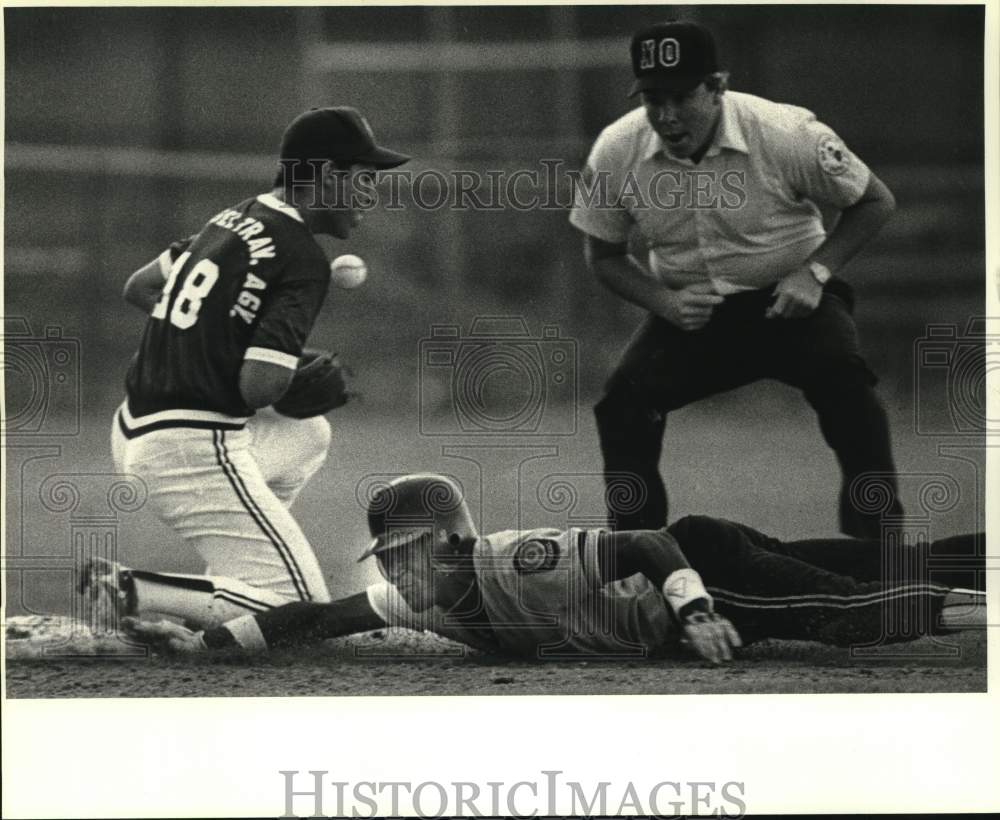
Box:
279;107;411;169
629;20;718;97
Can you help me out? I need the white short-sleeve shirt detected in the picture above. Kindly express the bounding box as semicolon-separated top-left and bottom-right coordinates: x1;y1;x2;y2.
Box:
569;91;871;293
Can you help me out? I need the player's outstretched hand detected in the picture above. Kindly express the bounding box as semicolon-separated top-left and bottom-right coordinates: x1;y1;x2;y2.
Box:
766;266;822;319
123;616;207;654
656;282;724;332
681;611;742;664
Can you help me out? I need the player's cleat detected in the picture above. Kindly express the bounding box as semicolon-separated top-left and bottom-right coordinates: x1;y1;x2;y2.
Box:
78;556;137;630
939;588;986;631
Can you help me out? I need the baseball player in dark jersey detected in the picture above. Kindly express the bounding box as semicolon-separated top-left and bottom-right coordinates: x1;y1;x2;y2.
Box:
125;474;984;662
570;21;902;538
83;107;410;629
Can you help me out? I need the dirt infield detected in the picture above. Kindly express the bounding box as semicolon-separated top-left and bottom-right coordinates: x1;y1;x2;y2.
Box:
5;618;986;697
5;399;990;699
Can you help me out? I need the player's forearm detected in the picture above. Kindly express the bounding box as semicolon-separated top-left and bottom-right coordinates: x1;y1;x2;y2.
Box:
258;595;387;647
238;359;296;409
125;287;160;314
599;529;714;622
591;253;677;314
810;172;895;274
123;258;167;313
597;529;691;586
584;234;676;314
204;594;386;651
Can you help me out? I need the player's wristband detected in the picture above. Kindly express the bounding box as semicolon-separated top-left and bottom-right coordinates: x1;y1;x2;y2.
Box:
662;568;712;618
220;614;269;652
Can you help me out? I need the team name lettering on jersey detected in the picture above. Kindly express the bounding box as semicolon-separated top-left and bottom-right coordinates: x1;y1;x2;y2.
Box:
209;209;277;265
230;272;269;324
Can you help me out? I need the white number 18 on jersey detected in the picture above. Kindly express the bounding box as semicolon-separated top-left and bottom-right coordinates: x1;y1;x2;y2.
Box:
151;251;220;329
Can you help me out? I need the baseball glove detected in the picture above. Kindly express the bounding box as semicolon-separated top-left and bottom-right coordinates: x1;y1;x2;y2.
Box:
273;348;352;419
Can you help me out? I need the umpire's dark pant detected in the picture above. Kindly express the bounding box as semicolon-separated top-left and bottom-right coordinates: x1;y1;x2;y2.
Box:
594;280;902;538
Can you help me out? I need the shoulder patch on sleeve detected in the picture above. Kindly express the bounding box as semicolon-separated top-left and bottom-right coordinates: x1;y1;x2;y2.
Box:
514;539;561;574
816;134;851;176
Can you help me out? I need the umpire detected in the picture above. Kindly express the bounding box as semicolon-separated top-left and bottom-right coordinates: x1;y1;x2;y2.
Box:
570;20;901;538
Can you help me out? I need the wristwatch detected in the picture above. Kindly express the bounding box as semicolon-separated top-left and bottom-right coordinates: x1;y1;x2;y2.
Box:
808;260;832;285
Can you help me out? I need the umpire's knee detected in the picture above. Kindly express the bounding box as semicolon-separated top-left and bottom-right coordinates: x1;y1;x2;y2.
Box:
801;354;878;399
594;381;662;434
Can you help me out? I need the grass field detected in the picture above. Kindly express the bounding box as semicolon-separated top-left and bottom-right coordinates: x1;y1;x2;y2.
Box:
3;376;988;697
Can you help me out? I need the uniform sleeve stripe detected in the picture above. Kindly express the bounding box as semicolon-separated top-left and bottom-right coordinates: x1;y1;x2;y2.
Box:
244;347;299;369
157;249;173;279
580;530;603;587
708;583;949;608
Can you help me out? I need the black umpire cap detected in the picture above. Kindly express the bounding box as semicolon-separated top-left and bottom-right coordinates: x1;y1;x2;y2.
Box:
629;20;718;97
280;107;411;170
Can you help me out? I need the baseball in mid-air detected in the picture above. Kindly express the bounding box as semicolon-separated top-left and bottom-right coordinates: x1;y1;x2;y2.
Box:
329;254;368;289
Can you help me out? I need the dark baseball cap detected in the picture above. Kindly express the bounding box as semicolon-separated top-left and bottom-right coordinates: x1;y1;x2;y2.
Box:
629;21;718;97
279;107;411;170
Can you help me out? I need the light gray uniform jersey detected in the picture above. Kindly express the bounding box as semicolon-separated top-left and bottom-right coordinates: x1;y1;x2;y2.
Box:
366;527;678;659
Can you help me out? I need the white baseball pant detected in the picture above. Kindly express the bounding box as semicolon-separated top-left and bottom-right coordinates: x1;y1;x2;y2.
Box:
111;404;332;628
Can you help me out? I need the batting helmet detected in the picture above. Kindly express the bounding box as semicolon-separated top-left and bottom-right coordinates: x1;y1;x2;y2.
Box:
357;474;478;563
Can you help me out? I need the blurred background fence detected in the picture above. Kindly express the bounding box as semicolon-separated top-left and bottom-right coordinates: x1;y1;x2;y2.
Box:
4;4;985;415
